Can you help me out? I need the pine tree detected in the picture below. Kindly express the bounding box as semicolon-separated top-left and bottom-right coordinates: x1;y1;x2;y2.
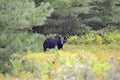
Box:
111;0;120;29
0;0;53;32
0;0;53;73
33;0;92;35
85;0;113;30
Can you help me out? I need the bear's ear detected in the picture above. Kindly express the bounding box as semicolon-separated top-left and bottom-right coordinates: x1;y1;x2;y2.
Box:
56;36;61;40
55;35;61;39
57;36;61;39
64;37;67;40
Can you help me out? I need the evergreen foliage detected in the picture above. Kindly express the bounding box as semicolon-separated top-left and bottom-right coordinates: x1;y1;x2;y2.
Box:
0;0;53;73
112;0;120;28
0;0;53;30
33;0;120;35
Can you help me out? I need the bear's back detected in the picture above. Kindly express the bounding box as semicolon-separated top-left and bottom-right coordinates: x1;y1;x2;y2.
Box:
44;38;59;48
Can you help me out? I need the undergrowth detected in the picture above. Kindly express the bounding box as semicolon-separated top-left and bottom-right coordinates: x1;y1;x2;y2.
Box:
0;44;120;80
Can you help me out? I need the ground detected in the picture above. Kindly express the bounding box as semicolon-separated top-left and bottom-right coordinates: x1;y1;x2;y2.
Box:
1;44;120;80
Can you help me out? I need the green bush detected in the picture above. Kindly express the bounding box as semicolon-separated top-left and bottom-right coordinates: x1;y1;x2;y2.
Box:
67;35;78;44
103;31;120;44
0;32;46;73
0;32;46;53
67;30;120;45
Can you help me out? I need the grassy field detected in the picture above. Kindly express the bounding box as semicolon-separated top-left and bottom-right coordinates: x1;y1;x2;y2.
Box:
0;43;120;80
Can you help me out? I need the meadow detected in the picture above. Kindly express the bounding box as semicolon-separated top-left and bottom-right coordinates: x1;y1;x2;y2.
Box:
0;0;120;80
0;43;120;80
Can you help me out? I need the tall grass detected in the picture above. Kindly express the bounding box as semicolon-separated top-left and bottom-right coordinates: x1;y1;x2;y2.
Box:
0;43;119;80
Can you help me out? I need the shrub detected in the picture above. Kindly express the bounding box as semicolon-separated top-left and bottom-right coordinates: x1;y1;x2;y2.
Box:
67;35;78;44
67;30;120;45
0;32;46;73
103;31;120;44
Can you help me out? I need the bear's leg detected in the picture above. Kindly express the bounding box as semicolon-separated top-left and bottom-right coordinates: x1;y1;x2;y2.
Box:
43;42;47;52
43;47;47;51
57;45;63;50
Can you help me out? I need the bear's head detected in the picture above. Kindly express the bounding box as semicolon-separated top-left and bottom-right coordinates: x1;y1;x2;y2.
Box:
60;37;67;44
55;35;67;44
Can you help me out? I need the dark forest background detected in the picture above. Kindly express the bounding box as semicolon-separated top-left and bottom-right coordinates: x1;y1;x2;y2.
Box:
32;0;120;36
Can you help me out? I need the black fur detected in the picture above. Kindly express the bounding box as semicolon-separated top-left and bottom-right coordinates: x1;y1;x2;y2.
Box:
43;37;67;51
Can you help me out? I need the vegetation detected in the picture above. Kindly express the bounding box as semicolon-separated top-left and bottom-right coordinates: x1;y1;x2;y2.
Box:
32;0;120;35
0;0;120;80
0;44;120;80
0;0;53;73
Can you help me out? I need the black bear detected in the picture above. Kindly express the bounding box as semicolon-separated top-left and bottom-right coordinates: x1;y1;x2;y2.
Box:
43;36;67;51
